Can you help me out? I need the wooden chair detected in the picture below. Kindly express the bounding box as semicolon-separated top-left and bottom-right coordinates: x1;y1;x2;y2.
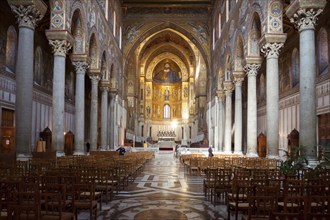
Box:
278;179;305;213
227;179;253;220
8;191;40;220
40;192;74;220
72;183;97;220
242;185;279;220
95;168;113;204
269;211;304;220
203;168;217;200
212;168;232;205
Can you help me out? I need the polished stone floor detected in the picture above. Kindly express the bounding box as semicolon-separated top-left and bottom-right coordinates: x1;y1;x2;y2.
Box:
77;151;229;220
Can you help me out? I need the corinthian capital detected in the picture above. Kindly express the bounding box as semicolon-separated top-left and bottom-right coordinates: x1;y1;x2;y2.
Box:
290;8;323;31
10;5;44;29
243;64;261;77
72;61;89;74
261;42;284;58
49;40;72;57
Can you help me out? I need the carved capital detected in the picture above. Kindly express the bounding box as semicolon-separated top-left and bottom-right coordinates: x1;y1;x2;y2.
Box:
217;90;225;101
99;80;110;90
10;4;44;29
72;61;89;74
234;77;244;87
89;75;101;84
49;40;72;57
100;86;109;93
243;64;261;77
223;81;234;93
290;8;323;31
261;42;284;58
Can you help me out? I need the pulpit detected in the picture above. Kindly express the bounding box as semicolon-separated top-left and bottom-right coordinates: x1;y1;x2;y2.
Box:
257;133;267;158
287;129;299;156
64;131;74;155
40;127;52;151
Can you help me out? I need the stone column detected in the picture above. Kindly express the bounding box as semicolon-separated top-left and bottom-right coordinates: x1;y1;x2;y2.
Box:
233;72;244;154
71;60;88;155
213;96;219;151
89;73;101;151
113;95;119;147
100;80;110;150
46;30;73;153
261;40;285;158
9;1;46;158
217;91;225;152
286;1;326;161
223;81;233;153
244;62;261;157
109;92;116;149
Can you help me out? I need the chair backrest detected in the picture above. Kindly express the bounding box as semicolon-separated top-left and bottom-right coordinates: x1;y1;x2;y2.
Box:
269;211;303;220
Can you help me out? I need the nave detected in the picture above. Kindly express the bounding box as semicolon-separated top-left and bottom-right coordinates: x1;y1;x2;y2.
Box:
89;151;226;220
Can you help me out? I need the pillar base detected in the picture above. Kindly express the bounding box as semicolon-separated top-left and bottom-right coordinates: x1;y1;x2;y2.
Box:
233;151;243;155
223;151;233;154
246;152;258;157
73;151;85;156
267;154;280;160
56;151;65;157
305;158;320;169
16;153;32;161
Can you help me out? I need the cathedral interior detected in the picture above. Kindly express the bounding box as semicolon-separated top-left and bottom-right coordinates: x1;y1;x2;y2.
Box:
0;0;330;219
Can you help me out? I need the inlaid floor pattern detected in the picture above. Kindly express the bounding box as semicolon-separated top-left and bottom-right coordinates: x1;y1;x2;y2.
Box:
77;151;228;220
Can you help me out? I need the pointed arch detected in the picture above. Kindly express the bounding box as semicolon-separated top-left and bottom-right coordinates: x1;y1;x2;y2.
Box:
5;26;17;72
88;32;99;69
233;33;245;71
292;48;300;87
101;51;108;80
317;28;329;75
34;47;43;85
125;22;210;78
225;52;232;81
248;12;262;56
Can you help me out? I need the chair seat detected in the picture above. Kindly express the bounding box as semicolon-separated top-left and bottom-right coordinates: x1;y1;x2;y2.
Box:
41;211;74;220
74;200;98;209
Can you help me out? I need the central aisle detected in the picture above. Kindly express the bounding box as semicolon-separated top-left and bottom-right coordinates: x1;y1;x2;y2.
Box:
102;151;227;220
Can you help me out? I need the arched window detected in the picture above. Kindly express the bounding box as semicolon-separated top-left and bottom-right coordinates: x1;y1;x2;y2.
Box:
113;11;116;36
318;28;329;75
34;47;42;85
164;104;171;119
212;28;215;50
5;26;17;72
292;48;300;87
218;14;221;38
119;26;122;49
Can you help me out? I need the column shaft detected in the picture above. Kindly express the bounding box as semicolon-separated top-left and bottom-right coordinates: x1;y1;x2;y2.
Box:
262;43;283;158
90;76;100;151
72;62;88;154
244;64;260;157
218;95;225;152
109;93;116;149
234;81;243;154
15;27;34;156
224;90;232;153
300;29;317;158
247;74;257;156
101;88;109;149
52;56;66;151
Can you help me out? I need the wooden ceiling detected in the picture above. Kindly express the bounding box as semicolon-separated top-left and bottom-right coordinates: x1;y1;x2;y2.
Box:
121;0;214;8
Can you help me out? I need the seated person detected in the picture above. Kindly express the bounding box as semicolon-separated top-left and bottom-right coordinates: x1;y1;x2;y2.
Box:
116;146;126;156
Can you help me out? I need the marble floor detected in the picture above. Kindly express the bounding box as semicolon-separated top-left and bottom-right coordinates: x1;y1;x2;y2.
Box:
77;151;230;220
